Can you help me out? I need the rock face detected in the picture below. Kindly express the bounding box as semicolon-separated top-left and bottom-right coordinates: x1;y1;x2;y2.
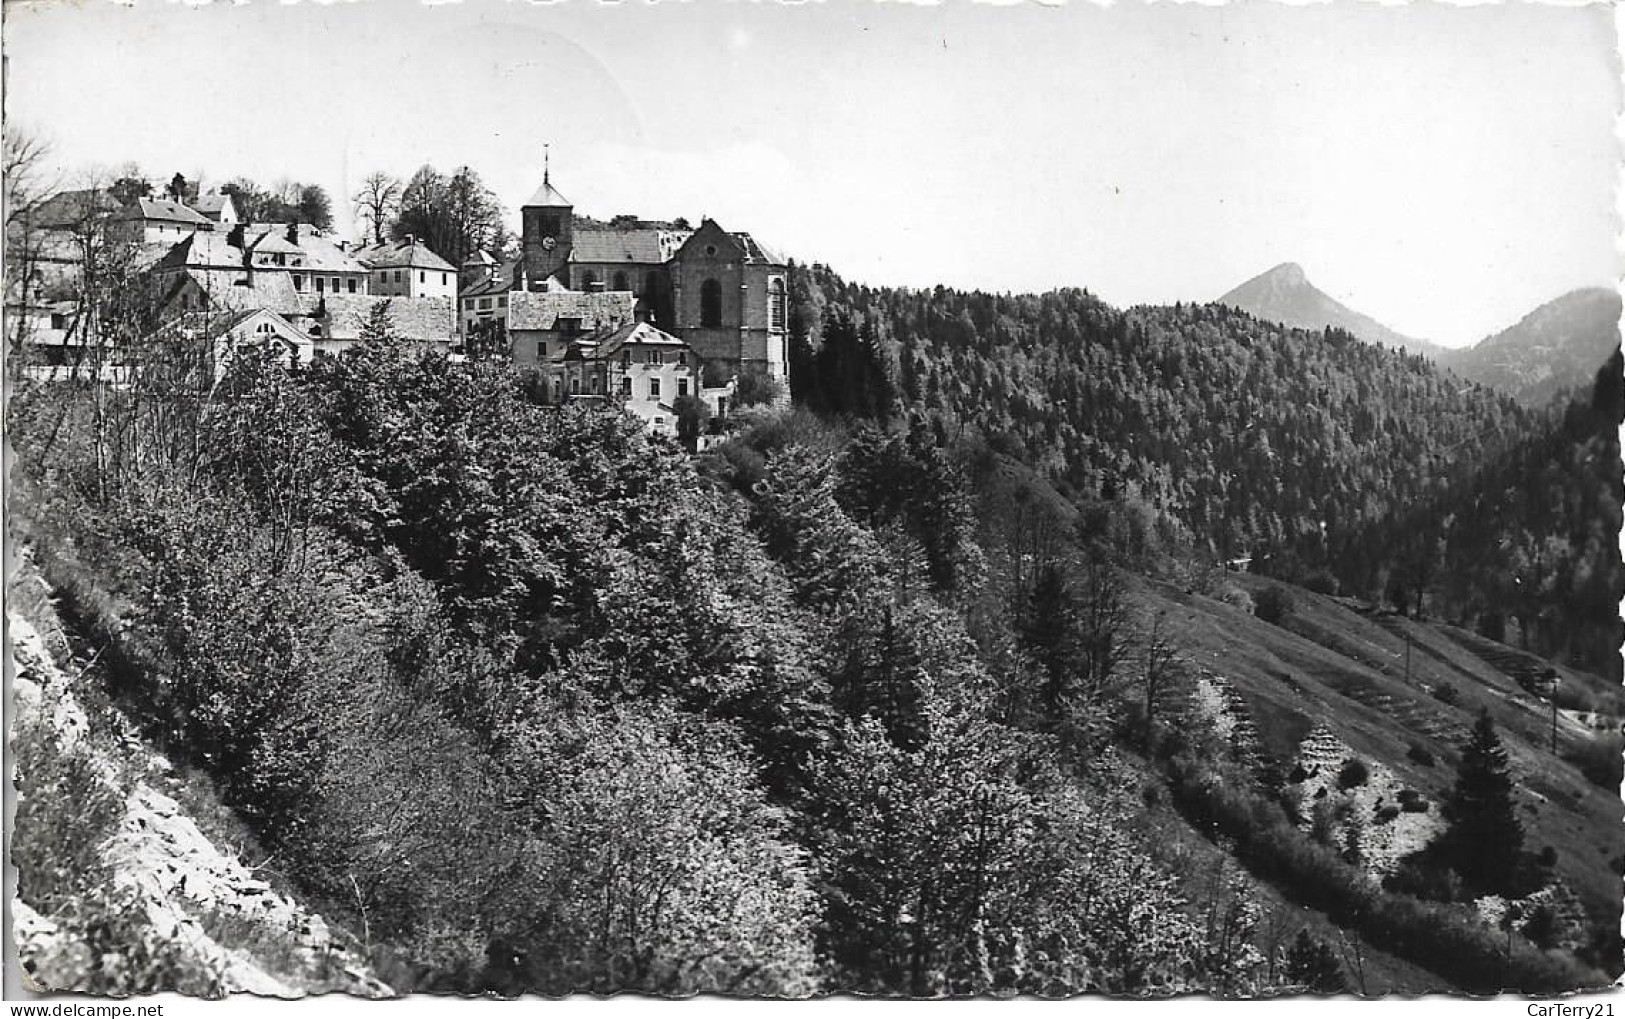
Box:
9;608;393;998
1217;263;1440;356
1436;288;1621;406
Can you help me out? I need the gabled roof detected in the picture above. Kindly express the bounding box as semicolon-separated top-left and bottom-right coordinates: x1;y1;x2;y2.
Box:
592;321;690;360
507;288;636;331
169;268;304;316
352;239;457;273
318;294;456;343
29;189;119;230
572;227;671;266
121;198;211;226
247;231;302;257
731;232;785;266
191;193;236;222
461;260;516;300
152;232;244;272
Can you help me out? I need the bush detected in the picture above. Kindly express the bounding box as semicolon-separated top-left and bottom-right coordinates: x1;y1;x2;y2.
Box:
734;371;786;408
1254;585;1294;625
1303;571;1339;596
1336;758;1370;790
1432;682;1459;706
1562;733;1624;791
1397;789;1428;813
1406;744;1436;768
1215;582;1254;613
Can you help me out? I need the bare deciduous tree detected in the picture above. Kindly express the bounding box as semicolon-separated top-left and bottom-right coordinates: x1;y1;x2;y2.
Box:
352;171;402;245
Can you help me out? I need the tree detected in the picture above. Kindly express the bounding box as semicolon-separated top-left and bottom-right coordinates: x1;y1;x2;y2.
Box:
1432;710;1524;895
391;164;504;266
671;393;708;452
1283;930;1347;993
353;171;402;245
297;184;334;231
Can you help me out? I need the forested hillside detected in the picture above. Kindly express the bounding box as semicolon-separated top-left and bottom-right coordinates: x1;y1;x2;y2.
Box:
790;264;1532;563
11;265;1618;997
1323;351;1624;680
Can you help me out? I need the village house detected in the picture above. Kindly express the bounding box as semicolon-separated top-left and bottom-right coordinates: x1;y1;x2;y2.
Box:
507;284;636;369
540;319;733;442
353;237;458;300
108;197;213;246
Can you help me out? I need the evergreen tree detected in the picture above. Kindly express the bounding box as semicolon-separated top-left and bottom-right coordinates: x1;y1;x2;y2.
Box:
1434;710;1525;895
1283;930;1347;993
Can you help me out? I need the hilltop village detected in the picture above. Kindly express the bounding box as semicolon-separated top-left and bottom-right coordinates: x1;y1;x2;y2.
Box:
9;163;790;440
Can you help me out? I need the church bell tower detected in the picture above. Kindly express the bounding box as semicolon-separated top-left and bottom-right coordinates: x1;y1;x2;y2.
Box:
520;147;573;288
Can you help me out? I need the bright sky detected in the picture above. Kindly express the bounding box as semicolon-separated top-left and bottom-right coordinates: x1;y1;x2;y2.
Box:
5;1;1618;347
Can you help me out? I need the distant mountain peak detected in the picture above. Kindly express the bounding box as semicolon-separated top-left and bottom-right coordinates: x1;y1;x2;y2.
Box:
1437;287;1622;405
1262;261;1307;286
1217;263;1437;355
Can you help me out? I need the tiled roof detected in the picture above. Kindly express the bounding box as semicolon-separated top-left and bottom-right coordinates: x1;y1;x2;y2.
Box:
288;231;367;274
191;193;235;221
352;239;457;273
571;227;670;266
461;264;513;300
507;288;636;331
123;198;211;226
247;231;302;257
174;268;304;315
153;233;227;272
592;321;690;360
29;189;118;230
318;294;456;343
732;232;785;266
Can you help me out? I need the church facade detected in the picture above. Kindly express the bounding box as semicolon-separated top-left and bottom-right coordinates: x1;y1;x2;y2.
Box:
513;168;787;387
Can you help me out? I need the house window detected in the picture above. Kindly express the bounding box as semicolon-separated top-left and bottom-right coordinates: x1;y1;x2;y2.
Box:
620;350;631;367
676;351;687;366
612;271;628;292
552;378;562;400
316;277;325;293
331;277;339;292
620;377;632;395
580;270;598;289
498;295;507;308
480;298;491;310
769;276;786;331
49;313;65;330
645;350;662;365
394;269;403;283
591;375;602;394
347;279;357;293
293;274;304;291
700;278;721;327
677;378;689;397
537;341;548;359
419;271;426;284
441;273;447;286
648;378;660;400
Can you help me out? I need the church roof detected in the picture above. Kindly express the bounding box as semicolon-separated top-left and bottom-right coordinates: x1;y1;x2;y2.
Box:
524;178;572;208
572;227;671;265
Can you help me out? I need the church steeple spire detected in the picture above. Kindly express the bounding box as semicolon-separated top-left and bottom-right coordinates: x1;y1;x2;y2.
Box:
543;143;550;187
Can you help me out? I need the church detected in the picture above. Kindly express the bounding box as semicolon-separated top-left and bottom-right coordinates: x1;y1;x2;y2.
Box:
510;163;789;388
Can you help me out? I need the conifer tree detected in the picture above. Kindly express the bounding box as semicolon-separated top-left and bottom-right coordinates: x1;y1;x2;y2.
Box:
1435;710;1524;895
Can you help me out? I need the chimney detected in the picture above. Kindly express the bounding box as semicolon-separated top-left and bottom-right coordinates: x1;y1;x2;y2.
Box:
405;234;416;248
286;221;298;245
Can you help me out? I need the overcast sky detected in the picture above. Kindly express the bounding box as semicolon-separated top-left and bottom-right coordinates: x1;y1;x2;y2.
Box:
5;1;1618;347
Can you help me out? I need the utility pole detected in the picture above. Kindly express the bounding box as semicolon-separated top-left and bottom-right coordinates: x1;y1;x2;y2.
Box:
1404;635;1412;687
1547;670;1560;755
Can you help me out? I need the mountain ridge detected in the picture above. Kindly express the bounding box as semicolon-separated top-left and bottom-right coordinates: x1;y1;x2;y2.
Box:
1436;287;1621;406
1216;262;1443;357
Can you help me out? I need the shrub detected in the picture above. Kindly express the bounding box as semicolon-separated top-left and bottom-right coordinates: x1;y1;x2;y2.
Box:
1374;805;1401;825
1302;571;1339;596
1253;585;1294;625
1432;682;1459;706
1406;743;1436;768
1336;758;1370;790
1215;582;1254;613
1397;789;1428;813
734;371;786;408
